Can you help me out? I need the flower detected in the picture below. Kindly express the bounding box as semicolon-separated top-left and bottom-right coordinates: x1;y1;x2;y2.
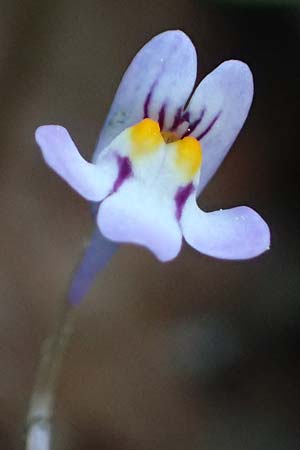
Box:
35;31;270;298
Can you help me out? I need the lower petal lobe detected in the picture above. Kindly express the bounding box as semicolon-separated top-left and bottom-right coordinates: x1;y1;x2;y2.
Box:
97;179;182;262
180;198;270;260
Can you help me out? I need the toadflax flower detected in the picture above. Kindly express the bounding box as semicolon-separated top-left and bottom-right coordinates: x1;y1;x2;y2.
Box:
35;31;270;301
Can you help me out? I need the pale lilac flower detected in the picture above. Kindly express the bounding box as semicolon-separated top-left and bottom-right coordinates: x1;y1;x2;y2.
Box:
35;31;270;302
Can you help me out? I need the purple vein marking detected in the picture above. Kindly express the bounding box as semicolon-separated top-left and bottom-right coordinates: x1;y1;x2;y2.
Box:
143;81;158;118
196;111;221;141
181;109;206;138
143;90;152;118
175;183;195;220
170;109;190;132
158;104;166;129
170;107;183;131
112;155;132;192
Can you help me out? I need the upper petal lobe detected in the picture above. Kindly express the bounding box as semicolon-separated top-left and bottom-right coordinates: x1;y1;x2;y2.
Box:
94;30;197;158
185;60;254;194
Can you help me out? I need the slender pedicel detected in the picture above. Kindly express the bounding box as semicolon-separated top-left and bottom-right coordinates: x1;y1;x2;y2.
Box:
25;301;75;450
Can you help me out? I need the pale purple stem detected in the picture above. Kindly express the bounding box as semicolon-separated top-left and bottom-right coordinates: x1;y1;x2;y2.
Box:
68;227;118;305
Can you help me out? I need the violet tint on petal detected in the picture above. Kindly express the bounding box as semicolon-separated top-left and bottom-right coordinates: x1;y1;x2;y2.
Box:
180;198;270;260
35;125;117;201
94;30;197;159
184;60;254;195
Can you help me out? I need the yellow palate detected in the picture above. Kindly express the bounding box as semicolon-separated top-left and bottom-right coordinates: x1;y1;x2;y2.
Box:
131;118;163;157
175;137;202;180
130;119;202;181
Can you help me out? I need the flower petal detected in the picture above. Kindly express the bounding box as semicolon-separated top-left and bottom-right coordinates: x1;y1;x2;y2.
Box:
184;60;254;195
35;125;117;201
94;30;197;158
97;179;182;262
181;198;270;260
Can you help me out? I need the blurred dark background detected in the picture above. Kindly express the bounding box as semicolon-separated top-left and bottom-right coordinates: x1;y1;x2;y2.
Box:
0;1;299;449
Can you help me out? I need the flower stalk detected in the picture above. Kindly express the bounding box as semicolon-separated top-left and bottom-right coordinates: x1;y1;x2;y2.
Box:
24;300;76;450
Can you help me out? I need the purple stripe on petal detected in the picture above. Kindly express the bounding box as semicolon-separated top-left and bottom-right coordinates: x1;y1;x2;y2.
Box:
143;81;158;118
179;111;190;127
196;111;222;141
158;104;166;129
170;107;183;131
181;109;206;138
113;156;132;192
170;109;191;132
175;183;195;220
143;90;152;118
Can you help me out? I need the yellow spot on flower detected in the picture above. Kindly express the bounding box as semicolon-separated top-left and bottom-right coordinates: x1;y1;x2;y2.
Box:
131;118;163;158
175;137;202;181
129;119;201;182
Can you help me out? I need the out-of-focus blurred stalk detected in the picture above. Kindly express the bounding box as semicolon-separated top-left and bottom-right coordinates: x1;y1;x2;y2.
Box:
24;301;76;450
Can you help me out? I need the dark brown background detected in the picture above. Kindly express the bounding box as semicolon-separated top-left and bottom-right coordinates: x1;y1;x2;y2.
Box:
0;1;299;449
